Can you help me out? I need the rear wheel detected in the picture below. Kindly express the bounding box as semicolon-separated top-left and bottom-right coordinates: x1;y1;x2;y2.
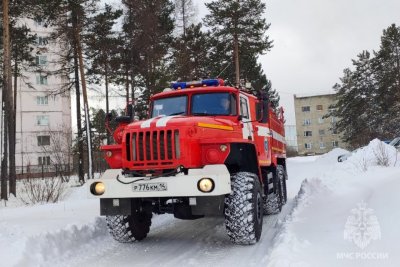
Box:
224;172;263;245
106;211;152;243
263;165;287;214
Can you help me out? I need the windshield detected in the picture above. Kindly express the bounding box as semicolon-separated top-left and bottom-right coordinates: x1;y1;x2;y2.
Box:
191;93;237;116
151;96;187;118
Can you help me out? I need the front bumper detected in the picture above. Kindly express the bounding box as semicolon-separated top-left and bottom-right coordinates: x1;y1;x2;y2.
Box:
89;164;231;198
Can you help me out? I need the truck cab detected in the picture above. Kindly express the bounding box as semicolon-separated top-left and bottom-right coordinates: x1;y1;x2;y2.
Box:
90;79;287;245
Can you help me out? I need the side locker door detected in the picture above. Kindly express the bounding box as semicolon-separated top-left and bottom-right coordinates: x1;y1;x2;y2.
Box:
239;95;253;140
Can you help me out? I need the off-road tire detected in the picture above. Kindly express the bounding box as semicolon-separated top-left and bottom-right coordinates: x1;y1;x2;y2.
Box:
278;165;288;204
106;212;152;243
224;172;263;245
264;165;286;214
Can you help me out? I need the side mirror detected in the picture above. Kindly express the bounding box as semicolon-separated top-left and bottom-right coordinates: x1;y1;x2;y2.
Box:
256;102;263;122
115;116;131;123
127;104;133;118
261;100;269;123
106;112;113;122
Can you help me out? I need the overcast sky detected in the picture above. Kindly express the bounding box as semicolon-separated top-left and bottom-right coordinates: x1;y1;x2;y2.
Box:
197;0;400;124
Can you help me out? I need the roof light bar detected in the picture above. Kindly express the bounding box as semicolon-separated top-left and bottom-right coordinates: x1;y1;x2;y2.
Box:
171;79;222;90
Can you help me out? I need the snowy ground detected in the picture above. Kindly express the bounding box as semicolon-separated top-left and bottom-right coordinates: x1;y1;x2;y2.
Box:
1;139;399;267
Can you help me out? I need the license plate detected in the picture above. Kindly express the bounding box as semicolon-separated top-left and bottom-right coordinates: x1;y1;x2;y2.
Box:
132;182;167;192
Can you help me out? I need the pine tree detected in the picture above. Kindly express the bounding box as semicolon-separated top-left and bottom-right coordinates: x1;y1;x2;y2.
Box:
331;24;400;147
332;52;379;147
121;0;175;108
374;24;400;135
171;23;211;80
85;4;122;144
38;0;99;182
174;0;195;37
204;0;272;86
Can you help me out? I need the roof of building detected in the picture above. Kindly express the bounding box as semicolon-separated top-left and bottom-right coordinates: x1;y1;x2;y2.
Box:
294;92;336;99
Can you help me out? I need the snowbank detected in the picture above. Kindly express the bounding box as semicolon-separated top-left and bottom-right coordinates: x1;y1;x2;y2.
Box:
16;218;108;267
315;148;349;164
346;139;399;168
267;139;400;267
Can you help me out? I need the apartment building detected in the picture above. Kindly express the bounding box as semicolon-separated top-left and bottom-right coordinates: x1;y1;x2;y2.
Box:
294;93;346;155
284;125;298;152
15;19;72;175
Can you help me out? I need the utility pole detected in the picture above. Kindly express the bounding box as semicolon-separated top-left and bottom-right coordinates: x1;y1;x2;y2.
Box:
234;33;240;87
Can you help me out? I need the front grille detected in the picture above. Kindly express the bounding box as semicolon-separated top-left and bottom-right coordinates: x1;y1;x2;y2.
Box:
126;130;180;166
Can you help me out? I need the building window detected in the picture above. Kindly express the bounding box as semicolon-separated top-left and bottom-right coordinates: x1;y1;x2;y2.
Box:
332;127;338;135
38;156;51;165
37;96;48;105
302;106;310;112
305;143;312;150
37;115;49;126
37;135;50;146
36;36;48;46
304;131;312;137
303;119;311;125
318;117;324;124
332;141;339;148
36;55;48;66
36;75;48;85
316;105;323;111
319;129;325;135
320;142;325;149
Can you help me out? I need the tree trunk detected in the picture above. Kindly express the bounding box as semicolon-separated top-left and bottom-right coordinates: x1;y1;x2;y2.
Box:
1;120;8;201
74;18;93;180
105;65;110;144
9;51;18;196
71;8;85;183
2;0;13;200
125;68;129;106
182;0;186;37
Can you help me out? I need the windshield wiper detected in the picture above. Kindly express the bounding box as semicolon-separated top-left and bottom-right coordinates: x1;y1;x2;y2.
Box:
192;112;210;116
169;111;185;116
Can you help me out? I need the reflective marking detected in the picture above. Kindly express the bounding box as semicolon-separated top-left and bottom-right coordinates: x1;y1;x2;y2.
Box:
140;117;156;128
198;122;233;131
259;160;271;165
271;130;286;144
272;147;285;153
156;116;177;127
257;126;271;136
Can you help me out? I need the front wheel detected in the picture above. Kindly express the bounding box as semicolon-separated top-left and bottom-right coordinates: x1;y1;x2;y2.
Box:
106;211;152;243
224;172;263;245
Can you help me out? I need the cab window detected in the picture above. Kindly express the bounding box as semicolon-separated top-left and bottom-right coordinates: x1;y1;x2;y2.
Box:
191;93;237;116
240;97;249;119
151;96;187;117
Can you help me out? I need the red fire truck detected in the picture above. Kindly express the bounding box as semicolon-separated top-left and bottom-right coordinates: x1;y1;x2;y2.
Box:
89;79;287;245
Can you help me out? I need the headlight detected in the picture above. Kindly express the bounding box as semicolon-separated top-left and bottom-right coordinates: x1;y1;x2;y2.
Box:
198;178;215;193
90;182;105;195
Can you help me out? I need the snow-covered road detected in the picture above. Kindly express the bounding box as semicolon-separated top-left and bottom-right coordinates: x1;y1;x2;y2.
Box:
1;139;400;267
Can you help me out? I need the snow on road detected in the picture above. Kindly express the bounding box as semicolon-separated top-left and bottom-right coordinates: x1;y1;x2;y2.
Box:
1;139;399;267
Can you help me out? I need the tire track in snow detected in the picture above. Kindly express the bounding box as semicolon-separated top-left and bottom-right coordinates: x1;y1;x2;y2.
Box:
60;203;293;267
